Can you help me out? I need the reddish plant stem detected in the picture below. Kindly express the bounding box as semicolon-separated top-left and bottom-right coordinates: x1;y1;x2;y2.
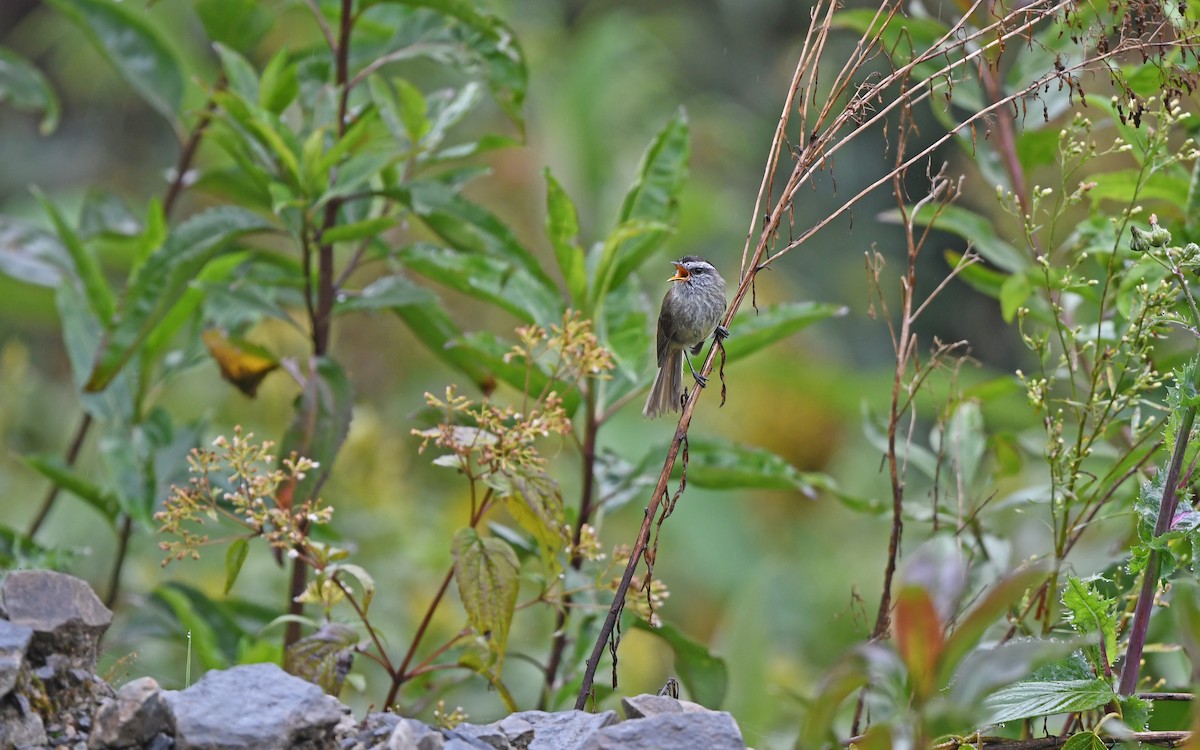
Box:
1118;405;1195;695
288;0;354;650
541;393;600;708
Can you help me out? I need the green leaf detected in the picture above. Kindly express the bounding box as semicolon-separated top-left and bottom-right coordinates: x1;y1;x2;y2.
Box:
320;216;397;245
392;78;431;143
34;189;115;325
938;568;1048;686
56;282;134;421
880;204;1030;273
330;563;376;616
85;206;273;392
279;357;354;502
20;454;120;527
486;468;567;573
284;622;359;697
399;243;564;326
151;584;230;672
632;619;727;708
984;678;1115;724
365;0;527;128
1061;732;1107;750
0;217;68;287
452;528;519;671
258;49;298;115
195;0;272;54
664;437;825;495
0;46;60;134
336;274;437;313
46;0;185;123
999;270;1031;323
386;291;491;386
1062;576;1119;668
223;539;249;595
388;181;555;289
725;302;847;362
544;170;586;306
213;43;259;104
592;109;690;302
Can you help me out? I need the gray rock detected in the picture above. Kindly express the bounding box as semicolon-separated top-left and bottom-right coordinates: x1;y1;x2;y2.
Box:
0;620;32;698
447;722;510;750
580;711;746;750
88;676;173;749
2;570;112;673
165;663;344;750
492;710;617;750
146;733;175;750
0;696;47;748
620;694;709;719
386;717;445;750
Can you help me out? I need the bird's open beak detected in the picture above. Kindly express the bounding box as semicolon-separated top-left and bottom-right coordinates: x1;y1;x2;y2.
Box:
668;262;689;282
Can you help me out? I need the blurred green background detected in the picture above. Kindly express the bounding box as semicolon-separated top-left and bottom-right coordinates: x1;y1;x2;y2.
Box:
0;1;1034;747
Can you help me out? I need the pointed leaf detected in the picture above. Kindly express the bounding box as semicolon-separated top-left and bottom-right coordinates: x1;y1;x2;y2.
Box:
46;0;185;123
0;46;60;134
984;678;1115;724
725;302;847;362
452;528;519;670
223;539;249;595
388;182;555;289
400;243;563;325
336;274;437;313
544;170;586;305
331;563;376;616
35;189;115;325
663;437;826;496
880;204;1030;273
85;206;273;391
894;585;944;700
20;454;120;527
592;109;690;300
1062;576;1119;667
364;0;527;127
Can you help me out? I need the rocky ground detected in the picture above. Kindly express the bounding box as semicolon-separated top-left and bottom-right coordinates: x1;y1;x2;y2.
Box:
0;570;749;750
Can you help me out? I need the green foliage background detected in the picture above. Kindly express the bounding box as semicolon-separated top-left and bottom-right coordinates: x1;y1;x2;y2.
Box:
3;0;1198;747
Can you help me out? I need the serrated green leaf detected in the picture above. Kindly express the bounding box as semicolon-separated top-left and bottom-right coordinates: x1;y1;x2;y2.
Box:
984;678;1114;724
1062;576;1119;667
486;468;567;573
34;189;115;325
632;619;727;708
20;454;120;527
0;46;60;135
46;0;184;124
85;206;273;392
400;243;563;325
223;539;249;595
284;622;359;697
544;170;586;306
452;528;519;672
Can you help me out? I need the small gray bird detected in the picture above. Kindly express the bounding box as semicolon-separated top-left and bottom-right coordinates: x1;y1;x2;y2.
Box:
643;256;728;419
